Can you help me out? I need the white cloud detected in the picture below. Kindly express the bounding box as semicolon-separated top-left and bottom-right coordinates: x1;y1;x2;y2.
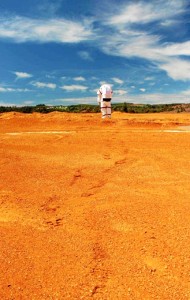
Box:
108;37;190;81
0;87;14;92
37;1;62;16
102;32;163;61
182;89;190;95
114;89;127;95
125;93;190;104
140;88;146;92
78;51;93;61
60;85;88;91
0;87;30;92
96;0;190;82
46;74;56;79
98;82;114;88
112;77;124;84
160;19;179;27
73;76;85;81
128;94;189;104
145;77;154;81
99;81;107;86
102;2;189;72
32;82;56;89
53;97;94;105
0;16;94;43
23;101;34;105
162;41;190;56
107;1;185;26
0;101;16;106
50;92;190;105
90;88;99;93
113;92;190;104
160;58;190;81
1;1;189;85
14;71;33;79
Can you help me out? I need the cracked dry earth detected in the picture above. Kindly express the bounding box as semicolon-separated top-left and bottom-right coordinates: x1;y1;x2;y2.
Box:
1;111;190;300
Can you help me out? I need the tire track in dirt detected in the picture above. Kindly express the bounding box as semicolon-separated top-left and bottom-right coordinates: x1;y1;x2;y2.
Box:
83;203;113;298
73;155;131;298
78;153;130;200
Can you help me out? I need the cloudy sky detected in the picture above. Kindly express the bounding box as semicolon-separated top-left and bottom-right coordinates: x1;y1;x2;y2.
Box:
0;0;190;106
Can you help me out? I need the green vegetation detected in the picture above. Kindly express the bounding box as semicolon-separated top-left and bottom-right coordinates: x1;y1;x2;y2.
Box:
0;102;190;114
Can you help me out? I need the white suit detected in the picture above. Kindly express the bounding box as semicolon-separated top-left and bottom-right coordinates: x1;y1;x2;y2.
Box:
97;84;113;118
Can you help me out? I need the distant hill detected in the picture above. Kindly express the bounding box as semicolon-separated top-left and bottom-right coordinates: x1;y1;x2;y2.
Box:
1;103;190;114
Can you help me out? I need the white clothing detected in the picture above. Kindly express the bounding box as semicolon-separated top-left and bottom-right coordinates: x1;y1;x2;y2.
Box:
97;90;102;103
97;84;113;101
97;84;113;118
100;101;111;118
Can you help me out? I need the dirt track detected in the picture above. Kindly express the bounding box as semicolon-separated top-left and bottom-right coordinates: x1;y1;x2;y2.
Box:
1;111;190;299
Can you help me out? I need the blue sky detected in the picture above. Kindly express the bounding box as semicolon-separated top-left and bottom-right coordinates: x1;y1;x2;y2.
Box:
0;0;190;106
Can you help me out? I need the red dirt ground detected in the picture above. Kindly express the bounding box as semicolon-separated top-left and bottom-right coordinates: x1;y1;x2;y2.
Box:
1;111;190;299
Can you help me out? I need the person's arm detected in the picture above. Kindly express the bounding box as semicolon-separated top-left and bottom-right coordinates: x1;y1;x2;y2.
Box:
97;90;101;104
111;89;113;99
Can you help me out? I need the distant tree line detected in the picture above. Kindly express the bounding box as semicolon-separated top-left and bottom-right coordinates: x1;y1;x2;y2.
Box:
0;103;190;114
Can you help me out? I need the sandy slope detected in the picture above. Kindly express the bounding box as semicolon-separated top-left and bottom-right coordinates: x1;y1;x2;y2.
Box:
1;112;190;299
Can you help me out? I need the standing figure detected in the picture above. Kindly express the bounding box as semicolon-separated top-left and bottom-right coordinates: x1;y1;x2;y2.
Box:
97;83;113;119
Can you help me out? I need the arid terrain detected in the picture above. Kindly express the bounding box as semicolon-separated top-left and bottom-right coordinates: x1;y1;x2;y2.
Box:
1;111;190;300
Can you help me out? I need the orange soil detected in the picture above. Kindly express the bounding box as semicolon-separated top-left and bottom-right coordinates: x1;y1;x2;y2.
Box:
1;111;190;299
